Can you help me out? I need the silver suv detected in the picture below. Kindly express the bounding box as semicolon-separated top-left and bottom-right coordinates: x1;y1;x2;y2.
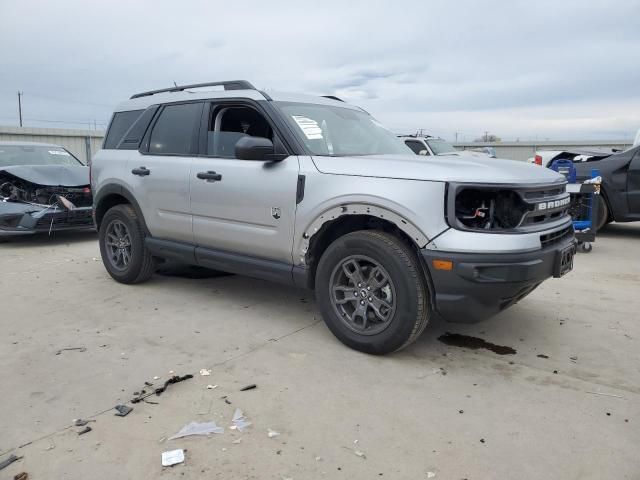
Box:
92;80;576;354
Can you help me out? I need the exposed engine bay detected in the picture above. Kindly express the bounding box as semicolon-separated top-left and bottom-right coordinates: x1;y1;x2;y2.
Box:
455;188;530;230
0;165;93;236
1;173;92;209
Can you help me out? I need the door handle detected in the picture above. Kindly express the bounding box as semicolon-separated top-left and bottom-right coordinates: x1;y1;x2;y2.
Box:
197;171;222;182
131;166;151;176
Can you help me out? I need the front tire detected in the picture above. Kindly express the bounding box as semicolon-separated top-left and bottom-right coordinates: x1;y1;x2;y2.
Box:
315;230;430;354
595;195;609;231
99;204;155;284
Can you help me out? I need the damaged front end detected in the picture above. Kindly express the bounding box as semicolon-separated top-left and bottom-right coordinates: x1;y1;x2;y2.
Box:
447;182;571;232
0;167;93;237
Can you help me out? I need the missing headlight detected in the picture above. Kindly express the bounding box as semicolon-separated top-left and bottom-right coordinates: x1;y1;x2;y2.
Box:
454;188;529;230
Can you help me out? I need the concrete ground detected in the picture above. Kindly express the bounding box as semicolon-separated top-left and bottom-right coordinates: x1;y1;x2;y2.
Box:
0;225;639;480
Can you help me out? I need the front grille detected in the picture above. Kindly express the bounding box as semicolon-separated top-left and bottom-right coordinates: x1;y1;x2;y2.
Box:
34;209;93;230
540;225;574;248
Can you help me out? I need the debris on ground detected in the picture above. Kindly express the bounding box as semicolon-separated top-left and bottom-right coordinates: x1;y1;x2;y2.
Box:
132;374;193;403
114;404;133;417
537;354;549;359
222;396;232;405
0;454;21;471
200;369;211;376
570;356;578;362
232;409;251;432
169;421;224;439
206;384;218;390
427;472;436;478
161;449;185;467
14;472;28;480
55;347;86;355
73;418;94;426
586;391;624;398
267;429;280;438
240;384;257;391
153;376;160;380
77;426;92;435
354;450;366;459
232;438;242;444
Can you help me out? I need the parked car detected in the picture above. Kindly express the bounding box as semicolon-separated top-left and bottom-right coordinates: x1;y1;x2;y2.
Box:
527;147;620;167
399;135;496;158
527;139;640;230
572;145;640;230
92;80;575;354
0;141;93;238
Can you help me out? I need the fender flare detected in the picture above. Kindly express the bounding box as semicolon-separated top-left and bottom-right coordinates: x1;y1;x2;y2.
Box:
94;184;149;234
295;203;430;267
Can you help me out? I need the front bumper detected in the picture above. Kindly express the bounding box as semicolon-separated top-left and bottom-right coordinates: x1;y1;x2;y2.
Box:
0;205;94;236
421;233;576;323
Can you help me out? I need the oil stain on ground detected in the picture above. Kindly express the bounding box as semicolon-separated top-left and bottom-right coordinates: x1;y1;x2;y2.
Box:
438;333;517;355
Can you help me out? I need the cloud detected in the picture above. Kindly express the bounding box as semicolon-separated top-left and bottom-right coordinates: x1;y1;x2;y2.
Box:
0;0;638;139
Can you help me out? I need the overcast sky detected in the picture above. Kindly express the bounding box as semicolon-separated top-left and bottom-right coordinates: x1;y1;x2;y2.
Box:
1;0;639;141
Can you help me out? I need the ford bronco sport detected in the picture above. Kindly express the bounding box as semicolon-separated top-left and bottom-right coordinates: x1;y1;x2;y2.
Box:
92;80;576;354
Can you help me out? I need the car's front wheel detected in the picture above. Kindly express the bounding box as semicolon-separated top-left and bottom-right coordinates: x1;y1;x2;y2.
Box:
315;230;431;354
99;204;155;284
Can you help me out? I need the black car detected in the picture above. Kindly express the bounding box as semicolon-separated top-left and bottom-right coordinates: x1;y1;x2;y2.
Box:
567;145;640;230
0;141;93;238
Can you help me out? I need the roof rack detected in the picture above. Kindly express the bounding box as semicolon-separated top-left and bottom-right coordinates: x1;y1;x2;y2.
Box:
130;80;256;99
322;95;344;102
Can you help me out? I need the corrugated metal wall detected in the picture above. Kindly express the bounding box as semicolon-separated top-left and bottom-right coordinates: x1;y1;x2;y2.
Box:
454;140;633;161
0;126;104;164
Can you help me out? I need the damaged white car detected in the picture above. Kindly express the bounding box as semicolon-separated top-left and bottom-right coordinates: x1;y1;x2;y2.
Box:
0;142;93;238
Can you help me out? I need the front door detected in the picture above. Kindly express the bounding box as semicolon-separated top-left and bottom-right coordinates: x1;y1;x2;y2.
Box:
190;102;299;264
627;148;640;213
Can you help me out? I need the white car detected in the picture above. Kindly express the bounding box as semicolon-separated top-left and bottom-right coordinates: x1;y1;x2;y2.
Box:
398;135;496;158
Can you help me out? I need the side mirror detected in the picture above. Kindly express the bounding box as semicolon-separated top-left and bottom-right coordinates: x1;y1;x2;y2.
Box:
235;136;287;161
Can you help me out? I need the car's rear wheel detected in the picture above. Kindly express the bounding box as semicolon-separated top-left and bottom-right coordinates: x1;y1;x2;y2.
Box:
315;230;430;354
99;204;155;284
595;195;609;231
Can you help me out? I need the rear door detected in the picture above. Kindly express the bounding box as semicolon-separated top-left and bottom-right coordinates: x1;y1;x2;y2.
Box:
190;100;299;264
132;101;203;243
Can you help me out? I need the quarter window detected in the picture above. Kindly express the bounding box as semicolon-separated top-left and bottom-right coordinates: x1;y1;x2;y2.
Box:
104;110;143;149
149;103;202;155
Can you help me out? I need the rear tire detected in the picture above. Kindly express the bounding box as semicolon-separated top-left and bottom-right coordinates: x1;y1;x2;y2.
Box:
595;195;609;231
99;204;155;284
315;230;430;354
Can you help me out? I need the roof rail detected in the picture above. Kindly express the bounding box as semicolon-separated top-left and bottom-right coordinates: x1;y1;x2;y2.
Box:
322;95;345;102
130;80;256;99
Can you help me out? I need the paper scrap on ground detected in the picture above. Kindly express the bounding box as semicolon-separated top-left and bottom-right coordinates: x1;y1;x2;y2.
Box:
267;428;280;438
200;369;211;376
162;449;185;467
169;421;224;439
232;408;251;432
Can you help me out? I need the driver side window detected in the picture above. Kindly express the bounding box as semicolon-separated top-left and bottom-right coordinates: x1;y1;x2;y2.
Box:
207;105;274;158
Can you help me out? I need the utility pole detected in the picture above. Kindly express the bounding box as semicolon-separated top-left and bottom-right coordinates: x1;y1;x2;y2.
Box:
484;131;488;142
454;132;459;143
17;91;23;127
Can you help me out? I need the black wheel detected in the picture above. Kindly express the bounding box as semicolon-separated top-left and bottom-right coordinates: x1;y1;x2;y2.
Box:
315;230;430;354
595;196;609;231
581;242;593;253
99;204;155;284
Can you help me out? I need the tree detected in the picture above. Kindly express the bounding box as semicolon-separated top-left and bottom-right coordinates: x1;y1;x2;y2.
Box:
474;132;501;142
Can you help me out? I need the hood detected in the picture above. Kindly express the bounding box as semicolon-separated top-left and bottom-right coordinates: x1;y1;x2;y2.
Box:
0;165;89;186
311;152;565;185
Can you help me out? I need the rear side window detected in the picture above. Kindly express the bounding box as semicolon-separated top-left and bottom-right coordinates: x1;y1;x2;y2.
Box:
149;103;202;155
104;110;144;149
405;140;428;155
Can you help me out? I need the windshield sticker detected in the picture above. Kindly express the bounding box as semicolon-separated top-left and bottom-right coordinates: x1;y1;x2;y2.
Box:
49;150;71;156
292;116;323;140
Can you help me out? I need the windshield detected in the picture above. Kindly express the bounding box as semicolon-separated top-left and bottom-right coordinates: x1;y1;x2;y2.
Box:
426;138;457;155
276;102;411;156
0;145;83;168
